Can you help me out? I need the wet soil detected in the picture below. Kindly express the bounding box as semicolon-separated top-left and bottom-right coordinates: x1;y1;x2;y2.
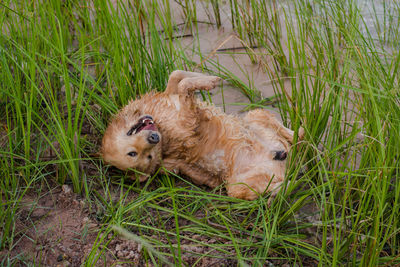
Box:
3;182;242;266
3;184;100;266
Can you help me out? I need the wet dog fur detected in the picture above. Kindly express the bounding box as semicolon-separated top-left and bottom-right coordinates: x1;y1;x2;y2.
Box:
101;70;303;200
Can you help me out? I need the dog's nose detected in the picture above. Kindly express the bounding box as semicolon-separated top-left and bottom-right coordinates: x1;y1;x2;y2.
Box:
273;150;287;161
147;132;160;144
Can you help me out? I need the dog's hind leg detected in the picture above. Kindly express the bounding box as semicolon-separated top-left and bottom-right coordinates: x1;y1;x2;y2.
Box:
165;70;221;95
244;109;304;144
162;158;223;188
226;173;283;200
179;164;223;188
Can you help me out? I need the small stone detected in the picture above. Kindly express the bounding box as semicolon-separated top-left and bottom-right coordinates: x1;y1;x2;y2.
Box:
123;250;130;257
127;241;137;250
62;185;72;194
92;104;101;111
115;244;122;251
193;246;203;253
137;243;142;253
117;250;124;258
127;251;135;259
88;223;97;229
57;254;64;262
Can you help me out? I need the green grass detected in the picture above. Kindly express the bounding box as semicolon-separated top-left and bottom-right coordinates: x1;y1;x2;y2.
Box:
1;0;400;266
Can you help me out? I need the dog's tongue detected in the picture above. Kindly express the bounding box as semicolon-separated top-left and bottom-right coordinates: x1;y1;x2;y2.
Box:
143;123;157;131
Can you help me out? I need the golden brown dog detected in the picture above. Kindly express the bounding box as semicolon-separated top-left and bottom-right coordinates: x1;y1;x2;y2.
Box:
101;70;303;200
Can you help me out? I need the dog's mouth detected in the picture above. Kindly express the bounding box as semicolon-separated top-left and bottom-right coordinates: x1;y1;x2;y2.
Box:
127;115;157;136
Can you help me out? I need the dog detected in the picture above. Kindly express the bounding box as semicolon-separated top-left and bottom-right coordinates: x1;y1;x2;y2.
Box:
101;70;303;200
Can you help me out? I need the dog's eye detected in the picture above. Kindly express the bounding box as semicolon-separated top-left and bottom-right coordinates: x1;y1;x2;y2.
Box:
127;151;137;157
148;155;152;160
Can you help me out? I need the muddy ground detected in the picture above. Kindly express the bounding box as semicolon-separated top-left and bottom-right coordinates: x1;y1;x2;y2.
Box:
5;182;244;266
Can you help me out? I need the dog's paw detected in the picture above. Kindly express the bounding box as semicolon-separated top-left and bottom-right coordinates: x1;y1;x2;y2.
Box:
202;76;222;91
178;76;222;93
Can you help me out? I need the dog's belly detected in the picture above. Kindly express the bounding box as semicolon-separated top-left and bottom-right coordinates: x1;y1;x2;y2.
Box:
196;149;227;177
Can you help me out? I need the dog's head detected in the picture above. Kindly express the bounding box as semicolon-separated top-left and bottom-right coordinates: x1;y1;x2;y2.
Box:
101;113;162;182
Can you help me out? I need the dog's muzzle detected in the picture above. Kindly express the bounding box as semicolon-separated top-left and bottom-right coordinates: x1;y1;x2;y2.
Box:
148;132;160;144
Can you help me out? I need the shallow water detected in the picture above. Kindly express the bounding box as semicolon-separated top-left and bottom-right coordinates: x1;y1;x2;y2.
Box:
167;0;285;115
167;0;391;118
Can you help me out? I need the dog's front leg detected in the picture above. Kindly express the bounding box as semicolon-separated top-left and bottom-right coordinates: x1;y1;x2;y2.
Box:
164;70;221;95
176;76;221;95
179;164;222;188
165;70;207;94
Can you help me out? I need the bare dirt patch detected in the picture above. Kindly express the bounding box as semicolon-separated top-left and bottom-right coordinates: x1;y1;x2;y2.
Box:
2;180;241;266
3;184;102;266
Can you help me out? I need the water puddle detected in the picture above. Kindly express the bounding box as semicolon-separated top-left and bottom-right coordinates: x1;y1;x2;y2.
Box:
168;1;284;115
